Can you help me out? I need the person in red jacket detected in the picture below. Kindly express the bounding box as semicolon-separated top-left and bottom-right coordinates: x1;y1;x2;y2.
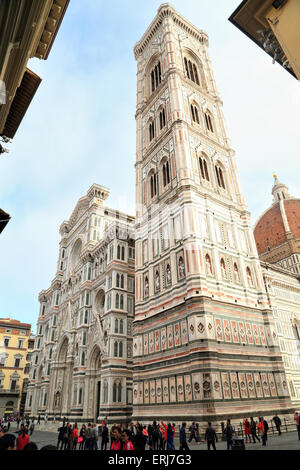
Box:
110;426;122;450
122;429;134;450
17;426;30;450
71;423;79;450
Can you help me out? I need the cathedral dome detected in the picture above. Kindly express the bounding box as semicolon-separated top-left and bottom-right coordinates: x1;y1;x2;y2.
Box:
254;176;300;272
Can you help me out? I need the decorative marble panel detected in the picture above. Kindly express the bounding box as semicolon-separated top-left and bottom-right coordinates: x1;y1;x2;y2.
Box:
169;377;177;402
221;372;231;399
268;373;277;397
177;376;184;402
174;323;181;347
259;326;267;346
254;373;263;398
155;330;160;352
215;319;223;341
167;325;173;349
184;375;192;402
275;372;284;396
150;380;156;404
261;373;270;397
238;322;246;343
280;373;290;397
230;373;240;399
156;379;162;404
245;323;254;345
246;373;256;398
143;334;149;355
161;327;167;350
238;373;248;398
252;324;261;345
223;319;231;342
163;378;169;403
144;381;149;404
203;373;212;399
181;320;188;344
231;320;239;343
192;373;202;400
133;384;138;404
211;372;222;399
188;316;196;341
206;315;215;340
149;331;154;354
138;382;144;405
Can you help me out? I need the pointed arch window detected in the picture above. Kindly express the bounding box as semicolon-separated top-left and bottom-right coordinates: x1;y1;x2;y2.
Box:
120;274;124;289
162;160;170;187
119;342;123;357
120;319;124;334
113;382;117;402
159;108;166;130
215;164;226;190
184;57;200;86
199;157;210;182
81;351;85;366
149;120;155;142
115;319;119;334
150;172;158;198
116;273;120;288
120;294;124;310
121;247;125;261
104;381;108;403
114;341;118;357
151;60;162;94
115;294;120;309
191;104;200;124
204;112;214;133
117;245;121;260
118;383;122;402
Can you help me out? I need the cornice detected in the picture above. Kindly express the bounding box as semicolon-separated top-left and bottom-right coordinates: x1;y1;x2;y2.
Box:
134;3;209;59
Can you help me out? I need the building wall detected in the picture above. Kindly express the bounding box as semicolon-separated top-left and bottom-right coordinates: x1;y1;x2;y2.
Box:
0;319;31;417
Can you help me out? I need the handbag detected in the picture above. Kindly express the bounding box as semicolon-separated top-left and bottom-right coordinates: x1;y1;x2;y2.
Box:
78;437;83;443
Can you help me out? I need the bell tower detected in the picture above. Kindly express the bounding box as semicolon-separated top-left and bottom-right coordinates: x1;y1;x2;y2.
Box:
133;4;292;422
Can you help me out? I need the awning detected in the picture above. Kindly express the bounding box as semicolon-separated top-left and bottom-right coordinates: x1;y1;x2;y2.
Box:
1;68;42;139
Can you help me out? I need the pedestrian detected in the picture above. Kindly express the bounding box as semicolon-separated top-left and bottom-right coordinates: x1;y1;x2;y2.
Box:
29;421;34;436
110;426;122;450
250;417;260;443
224;419;234;450
294;411;300;440
122;429;134;450
91;423;98;450
44;413;48;424
205;422;217;450
71;423;78;450
258;417;268;446
272;414;282;435
243;418;251;443
78;424;86;450
37;415;41;425
66;423;72;450
179;422;189;451
84;423;93;450
147;422;154;450
167;423;175;450
134;425;147;451
53;415;56;423
101;423;109;450
188;422;197;443
16;426;30;450
0;433;17;450
57;423;68;450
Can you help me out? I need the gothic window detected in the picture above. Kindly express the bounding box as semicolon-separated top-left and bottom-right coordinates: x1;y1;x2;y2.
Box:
233;263;240;284
191;104;200;124
118;382;122;402
84;310;89;324
117;245;121;260
81;351;85;366
220;258;227;279
49;348;52;359
162;160;170;187
115;319;119;334
215;164;226;190
159;108;166;130
115;294;119;309
204;112;214;133
82;331;87;346
119;342;123;357
151;60;162;93
113;383;117;402
150;172;158;199
155;269;160;292
149;120;156;142
120;319;124;334
73;385;77;404
166;263;171;285
116;273;120;287
78;388;83;404
107;294;111;310
121;247;125;261
184;57;200;86
205;254;213;275
114;341;118;357
199;156;210;182
120;294;124;310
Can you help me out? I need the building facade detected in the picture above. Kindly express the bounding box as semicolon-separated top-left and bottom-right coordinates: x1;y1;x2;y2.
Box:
25;185;135;423
132;4;293;423
0;318;32;417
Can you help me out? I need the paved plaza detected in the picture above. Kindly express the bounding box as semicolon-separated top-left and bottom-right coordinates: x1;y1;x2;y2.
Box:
8;425;300;450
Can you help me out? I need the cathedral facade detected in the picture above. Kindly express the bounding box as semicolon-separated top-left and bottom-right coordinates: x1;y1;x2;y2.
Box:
25;185;135;423
26;4;300;424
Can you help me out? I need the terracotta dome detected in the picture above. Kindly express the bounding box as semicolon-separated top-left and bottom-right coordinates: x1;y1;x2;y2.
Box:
254;177;300;269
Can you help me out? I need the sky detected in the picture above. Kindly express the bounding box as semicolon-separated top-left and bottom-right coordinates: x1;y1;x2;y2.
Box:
0;0;299;332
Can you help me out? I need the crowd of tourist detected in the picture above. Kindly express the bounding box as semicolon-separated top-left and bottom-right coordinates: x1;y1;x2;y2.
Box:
0;412;299;450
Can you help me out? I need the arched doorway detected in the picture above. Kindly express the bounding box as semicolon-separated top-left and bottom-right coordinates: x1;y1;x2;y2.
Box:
88;345;102;422
56;337;71;416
